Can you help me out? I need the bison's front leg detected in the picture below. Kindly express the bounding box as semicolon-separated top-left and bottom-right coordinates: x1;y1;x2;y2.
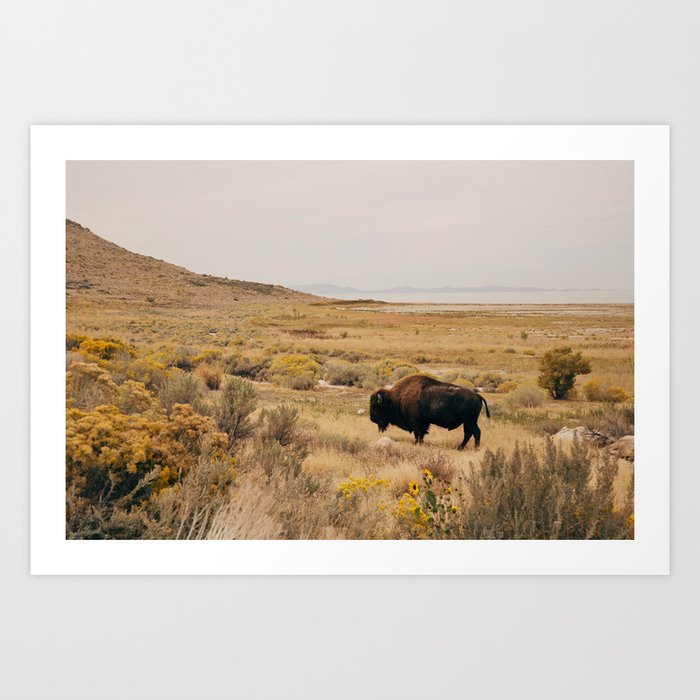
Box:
413;421;429;445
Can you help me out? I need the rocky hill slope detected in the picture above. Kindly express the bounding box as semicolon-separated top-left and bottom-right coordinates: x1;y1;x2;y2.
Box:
66;220;313;308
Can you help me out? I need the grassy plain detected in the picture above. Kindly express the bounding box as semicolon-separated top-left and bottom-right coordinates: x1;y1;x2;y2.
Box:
65;222;634;539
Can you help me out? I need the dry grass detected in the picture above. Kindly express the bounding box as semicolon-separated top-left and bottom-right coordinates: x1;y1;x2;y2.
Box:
65;220;634;539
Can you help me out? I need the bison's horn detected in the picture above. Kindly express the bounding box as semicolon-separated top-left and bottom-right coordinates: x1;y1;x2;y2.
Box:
377;394;383;404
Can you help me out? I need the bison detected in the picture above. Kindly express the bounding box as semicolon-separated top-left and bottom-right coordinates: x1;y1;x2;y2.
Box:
369;374;490;450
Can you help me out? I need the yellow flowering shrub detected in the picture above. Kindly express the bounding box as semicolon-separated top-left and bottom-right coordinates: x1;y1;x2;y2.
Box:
78;336;136;360
115;379;160;415
395;493;429;532
66;403;228;508
337;476;389;503
601;385;630;403
191;348;224;366
269;354;320;390
67;361;118;410
374;359;417;380
66;333;90;351
583;379;630;403
497;380;519;394
332;474;394;538
394;469;460;538
110;355;168;389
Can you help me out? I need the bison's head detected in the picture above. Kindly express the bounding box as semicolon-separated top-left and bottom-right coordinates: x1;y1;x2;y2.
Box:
369;389;390;432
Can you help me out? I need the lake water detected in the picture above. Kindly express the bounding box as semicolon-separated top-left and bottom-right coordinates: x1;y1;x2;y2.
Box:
325;290;634;304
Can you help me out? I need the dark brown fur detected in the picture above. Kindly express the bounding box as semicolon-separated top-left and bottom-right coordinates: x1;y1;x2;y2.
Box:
369;374;489;450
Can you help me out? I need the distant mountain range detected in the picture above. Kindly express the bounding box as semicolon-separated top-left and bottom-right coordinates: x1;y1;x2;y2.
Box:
291;283;605;295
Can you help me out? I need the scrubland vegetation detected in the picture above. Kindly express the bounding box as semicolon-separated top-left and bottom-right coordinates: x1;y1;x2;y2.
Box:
65;299;635;540
65;221;634;539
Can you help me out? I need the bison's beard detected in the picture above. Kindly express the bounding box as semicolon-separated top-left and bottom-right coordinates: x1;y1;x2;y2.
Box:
369;412;389;432
374;418;389;432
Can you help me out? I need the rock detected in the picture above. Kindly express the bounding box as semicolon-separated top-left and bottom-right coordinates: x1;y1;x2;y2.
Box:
317;379;330;387
357;408;366;415
552;426;610;447
375;436;396;449
610;435;634;461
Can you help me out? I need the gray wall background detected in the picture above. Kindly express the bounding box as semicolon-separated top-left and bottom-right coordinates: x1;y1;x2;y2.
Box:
2;2;698;698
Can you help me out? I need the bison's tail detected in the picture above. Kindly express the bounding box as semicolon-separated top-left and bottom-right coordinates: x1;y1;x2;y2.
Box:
478;393;490;418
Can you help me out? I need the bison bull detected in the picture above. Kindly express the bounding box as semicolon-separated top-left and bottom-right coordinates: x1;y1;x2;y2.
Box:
369;374;490;450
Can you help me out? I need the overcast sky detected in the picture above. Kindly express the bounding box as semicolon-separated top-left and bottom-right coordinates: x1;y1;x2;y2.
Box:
66;160;633;290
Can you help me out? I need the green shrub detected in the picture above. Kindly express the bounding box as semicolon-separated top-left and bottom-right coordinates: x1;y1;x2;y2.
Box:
453;441;633;539
214;376;258;442
538;346;592;399
507;384;548;408
341;351;368;363
259;404;300;446
225;352;271;380
158;371;204;416
584;404;634;438
324;361;382;388
374;359;417;381
391;365;419;381
171;346;197;371
286;374;316;390
248;439;308;479
474;372;504;391
324;361;363;386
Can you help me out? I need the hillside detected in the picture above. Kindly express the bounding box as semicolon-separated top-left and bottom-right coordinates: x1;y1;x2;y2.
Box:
66;220;314;308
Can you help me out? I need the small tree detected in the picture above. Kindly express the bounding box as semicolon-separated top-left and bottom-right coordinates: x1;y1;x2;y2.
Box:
537;346;591;399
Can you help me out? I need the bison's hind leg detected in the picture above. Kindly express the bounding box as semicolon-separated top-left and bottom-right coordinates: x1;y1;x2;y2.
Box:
472;424;481;450
458;423;473;450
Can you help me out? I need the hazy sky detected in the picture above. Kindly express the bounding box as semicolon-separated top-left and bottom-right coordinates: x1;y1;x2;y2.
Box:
66;160;633;290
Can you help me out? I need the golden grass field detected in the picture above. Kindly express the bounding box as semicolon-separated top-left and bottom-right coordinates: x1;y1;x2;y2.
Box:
65;221;634;539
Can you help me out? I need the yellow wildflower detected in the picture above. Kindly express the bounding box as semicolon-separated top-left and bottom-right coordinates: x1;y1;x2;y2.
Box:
408;481;419;496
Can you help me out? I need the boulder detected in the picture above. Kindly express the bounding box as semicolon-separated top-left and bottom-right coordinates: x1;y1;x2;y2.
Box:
552;426;610;447
375;436;396;449
357;408;366;415
610;435;635;461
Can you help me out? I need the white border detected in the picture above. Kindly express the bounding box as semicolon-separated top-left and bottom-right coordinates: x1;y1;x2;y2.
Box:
30;126;669;575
